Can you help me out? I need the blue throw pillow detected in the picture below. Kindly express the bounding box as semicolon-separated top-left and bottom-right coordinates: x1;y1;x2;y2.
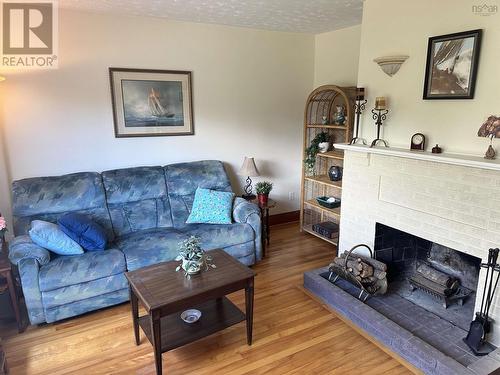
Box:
29;220;84;255
58;213;107;251
186;188;235;225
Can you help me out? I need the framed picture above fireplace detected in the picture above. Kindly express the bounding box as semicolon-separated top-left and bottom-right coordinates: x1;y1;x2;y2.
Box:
423;29;482;100
109;68;194;137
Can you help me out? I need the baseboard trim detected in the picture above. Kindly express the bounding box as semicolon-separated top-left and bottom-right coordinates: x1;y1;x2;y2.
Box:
269;210;300;226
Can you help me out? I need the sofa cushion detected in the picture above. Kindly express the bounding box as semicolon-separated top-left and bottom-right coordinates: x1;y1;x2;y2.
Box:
38;248;126;292
165;160;232;228
186;188;235;225
58;213;108;251
29;220;84;256
115;229;187;271
102;166;173;237
12;172;114;240
41;274;128;310
178;223;254;250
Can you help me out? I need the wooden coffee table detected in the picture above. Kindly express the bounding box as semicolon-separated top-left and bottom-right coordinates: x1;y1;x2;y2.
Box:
125;249;255;375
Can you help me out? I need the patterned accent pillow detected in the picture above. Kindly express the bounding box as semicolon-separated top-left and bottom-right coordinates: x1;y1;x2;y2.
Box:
186;188;235;225
29;220;84;255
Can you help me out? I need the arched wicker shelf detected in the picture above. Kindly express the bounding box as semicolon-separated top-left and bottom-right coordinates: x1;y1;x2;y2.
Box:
300;85;358;249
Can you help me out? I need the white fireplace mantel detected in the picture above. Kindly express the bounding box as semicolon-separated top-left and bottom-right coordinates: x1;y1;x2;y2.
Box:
334;143;500;172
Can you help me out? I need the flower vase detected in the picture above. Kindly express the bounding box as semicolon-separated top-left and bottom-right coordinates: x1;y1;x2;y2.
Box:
257;193;269;206
181;257;203;275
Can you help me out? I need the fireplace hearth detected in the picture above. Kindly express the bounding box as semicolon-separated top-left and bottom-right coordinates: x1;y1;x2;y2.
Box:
304;224;500;374
304;267;500;374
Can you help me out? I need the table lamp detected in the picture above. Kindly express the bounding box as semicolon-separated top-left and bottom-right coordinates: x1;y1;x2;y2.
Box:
477;116;500;160
238;157;259;200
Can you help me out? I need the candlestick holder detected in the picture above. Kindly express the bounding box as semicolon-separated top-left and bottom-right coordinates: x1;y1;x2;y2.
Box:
370;108;389;148
350;98;368;145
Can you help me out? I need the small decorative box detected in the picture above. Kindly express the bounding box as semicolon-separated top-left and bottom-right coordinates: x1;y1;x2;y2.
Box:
316;196;341;209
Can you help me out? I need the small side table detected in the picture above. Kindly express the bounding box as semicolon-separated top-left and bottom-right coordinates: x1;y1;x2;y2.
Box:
0;240;23;333
251;198;276;258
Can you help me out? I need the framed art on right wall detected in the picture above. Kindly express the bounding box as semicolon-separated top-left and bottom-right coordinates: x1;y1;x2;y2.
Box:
423;29;482;100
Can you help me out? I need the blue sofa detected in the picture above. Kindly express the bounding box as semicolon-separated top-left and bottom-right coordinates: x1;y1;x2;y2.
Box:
8;160;262;325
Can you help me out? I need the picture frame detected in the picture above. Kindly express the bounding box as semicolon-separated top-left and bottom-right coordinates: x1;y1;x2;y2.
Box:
109;68;194;137
423;29;482;100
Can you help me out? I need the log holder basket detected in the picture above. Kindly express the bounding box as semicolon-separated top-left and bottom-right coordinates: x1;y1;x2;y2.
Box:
328;244;378;302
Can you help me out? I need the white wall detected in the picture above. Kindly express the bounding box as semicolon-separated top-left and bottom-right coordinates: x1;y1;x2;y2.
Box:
314;25;361;87
357;0;500;154
0;9;315;224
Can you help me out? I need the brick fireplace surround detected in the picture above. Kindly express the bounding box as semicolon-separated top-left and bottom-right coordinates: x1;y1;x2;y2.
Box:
304;144;500;374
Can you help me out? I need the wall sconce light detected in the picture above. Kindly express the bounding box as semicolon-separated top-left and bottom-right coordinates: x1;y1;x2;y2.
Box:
373;55;409;76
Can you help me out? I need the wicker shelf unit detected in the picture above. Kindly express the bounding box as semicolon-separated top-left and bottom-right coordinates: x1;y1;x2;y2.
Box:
300;85;357;251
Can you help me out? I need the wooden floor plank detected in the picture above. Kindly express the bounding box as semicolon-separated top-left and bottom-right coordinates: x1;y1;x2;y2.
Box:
1;223;413;374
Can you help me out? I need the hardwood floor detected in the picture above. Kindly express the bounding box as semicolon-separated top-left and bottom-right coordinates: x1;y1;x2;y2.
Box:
1;223;412;374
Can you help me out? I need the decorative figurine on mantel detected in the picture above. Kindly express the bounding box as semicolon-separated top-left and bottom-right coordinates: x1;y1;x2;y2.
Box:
477;115;500;160
432;144;443;154
370;97;389;148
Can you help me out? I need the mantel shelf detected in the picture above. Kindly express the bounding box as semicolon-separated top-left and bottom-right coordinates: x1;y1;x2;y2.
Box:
334;143;500;172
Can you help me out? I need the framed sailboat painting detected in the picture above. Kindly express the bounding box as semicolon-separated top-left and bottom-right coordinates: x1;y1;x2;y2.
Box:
423;29;482;100
109;68;194;137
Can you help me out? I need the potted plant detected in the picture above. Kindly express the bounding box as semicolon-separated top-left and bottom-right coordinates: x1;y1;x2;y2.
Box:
255;181;273;206
304;131;330;174
0;215;7;240
175;236;215;277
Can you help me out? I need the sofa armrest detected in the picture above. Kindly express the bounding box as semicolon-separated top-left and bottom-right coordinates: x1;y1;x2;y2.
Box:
233;197;263;261
7;236;49;325
233;197;260;223
18;258;46;324
8;235;51;267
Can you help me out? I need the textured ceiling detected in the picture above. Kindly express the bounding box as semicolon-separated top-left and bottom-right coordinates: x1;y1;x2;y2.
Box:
59;0;363;34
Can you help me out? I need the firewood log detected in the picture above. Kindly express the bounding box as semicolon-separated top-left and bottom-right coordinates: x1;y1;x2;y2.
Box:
374;269;387;280
341;252;387;272
359;264;374;278
333;257;362;271
416;264;455;288
360;276;378;285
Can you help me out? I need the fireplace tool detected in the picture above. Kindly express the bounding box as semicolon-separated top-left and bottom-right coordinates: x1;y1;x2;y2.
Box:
464;247;500;356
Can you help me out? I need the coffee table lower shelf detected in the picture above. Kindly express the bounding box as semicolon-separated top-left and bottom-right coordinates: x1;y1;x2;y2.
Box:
138;297;246;352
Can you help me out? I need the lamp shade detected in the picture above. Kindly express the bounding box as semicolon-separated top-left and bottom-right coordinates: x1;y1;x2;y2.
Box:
238;157;259;177
478;116;500;138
